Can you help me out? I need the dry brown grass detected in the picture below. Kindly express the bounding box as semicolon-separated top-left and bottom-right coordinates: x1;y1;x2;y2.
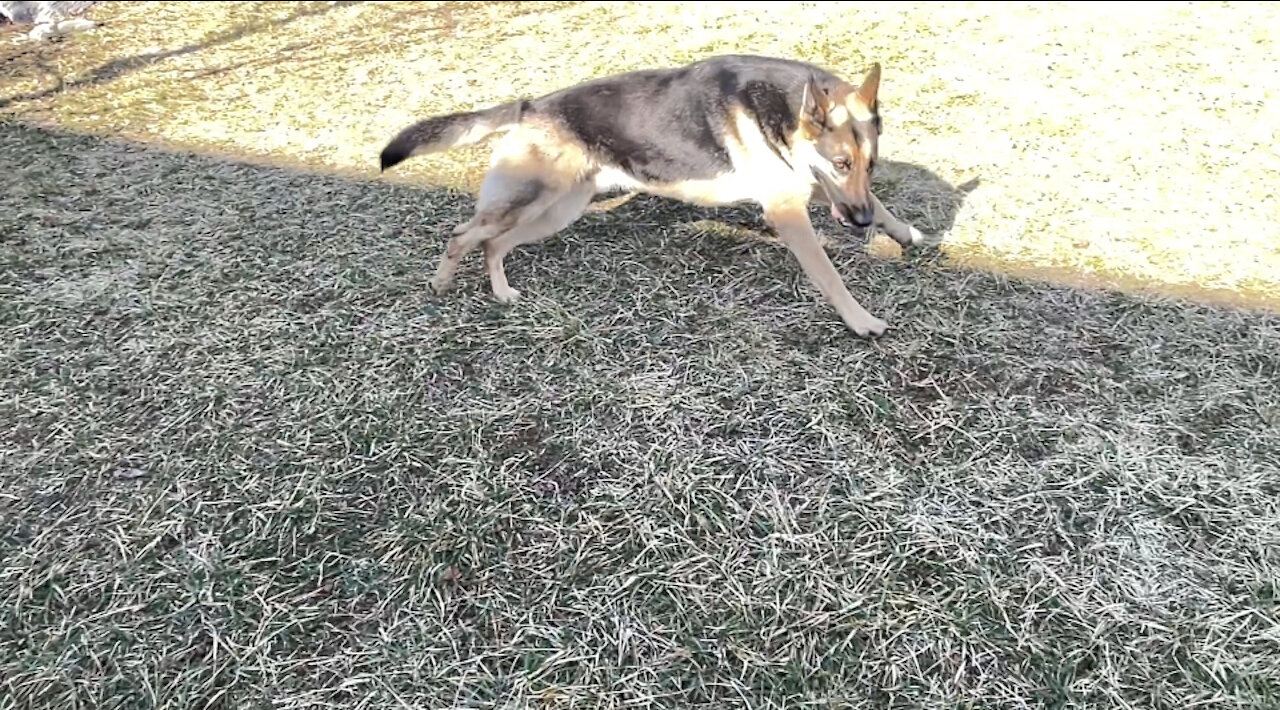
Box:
5;4;1280;708
1;1;1277;311
4;115;1280;710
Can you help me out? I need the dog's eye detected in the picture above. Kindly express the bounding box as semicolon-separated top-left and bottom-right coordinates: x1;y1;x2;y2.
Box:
833;157;852;173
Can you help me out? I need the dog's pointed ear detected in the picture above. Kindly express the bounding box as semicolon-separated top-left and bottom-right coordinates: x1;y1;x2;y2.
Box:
800;77;828;129
856;62;881;107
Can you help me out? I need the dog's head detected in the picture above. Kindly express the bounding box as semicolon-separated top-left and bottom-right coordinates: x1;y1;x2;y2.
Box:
796;63;882;233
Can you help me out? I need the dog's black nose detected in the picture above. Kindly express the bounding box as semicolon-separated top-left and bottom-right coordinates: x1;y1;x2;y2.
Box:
834;202;873;229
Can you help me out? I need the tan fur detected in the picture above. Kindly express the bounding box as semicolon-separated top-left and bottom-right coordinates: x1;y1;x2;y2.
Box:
632;107;812;207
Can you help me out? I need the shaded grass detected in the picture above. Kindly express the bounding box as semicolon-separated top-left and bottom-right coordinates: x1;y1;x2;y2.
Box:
1;1;1278;312
3;121;1280;708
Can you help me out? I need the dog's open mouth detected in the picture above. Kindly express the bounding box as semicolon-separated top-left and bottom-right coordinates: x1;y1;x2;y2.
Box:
813;168;871;235
829;201;872;238
831;204;853;228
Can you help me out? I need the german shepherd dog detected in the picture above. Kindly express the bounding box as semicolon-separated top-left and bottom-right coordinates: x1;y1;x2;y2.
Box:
379;55;926;338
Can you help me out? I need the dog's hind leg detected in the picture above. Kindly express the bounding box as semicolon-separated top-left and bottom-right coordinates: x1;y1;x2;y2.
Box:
483;181;595;303
430;171;561;295
764;198;888;339
430;225;492;294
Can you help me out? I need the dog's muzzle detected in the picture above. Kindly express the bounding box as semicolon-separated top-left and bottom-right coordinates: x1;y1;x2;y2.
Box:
831;201;874;231
812;166;873;234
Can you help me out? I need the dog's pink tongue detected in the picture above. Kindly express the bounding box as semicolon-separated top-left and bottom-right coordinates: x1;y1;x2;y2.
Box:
831;205;843;222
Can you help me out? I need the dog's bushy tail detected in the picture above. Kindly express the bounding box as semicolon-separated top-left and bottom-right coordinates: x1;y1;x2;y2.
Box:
379;100;527;171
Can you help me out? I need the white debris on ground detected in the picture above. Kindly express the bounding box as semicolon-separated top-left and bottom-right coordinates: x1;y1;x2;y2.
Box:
0;1;98;41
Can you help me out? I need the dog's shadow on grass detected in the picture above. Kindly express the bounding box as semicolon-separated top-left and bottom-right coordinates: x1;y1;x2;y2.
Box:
578;159;979;257
422;158;983;315
439;158;985;331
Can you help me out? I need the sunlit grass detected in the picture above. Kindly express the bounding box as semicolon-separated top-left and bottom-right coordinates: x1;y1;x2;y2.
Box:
2;1;1277;310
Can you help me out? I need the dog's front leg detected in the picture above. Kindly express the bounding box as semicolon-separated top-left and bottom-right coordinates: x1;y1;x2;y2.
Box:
764;199;888;339
870;191;925;248
806;186;922;249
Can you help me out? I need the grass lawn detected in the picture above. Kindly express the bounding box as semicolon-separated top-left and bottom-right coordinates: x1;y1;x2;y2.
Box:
2;2;1280;708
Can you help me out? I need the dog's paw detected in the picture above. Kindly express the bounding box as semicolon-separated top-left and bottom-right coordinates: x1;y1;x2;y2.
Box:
493;286;522;304
429;276;453;295
852;316;889;339
883;223;928;250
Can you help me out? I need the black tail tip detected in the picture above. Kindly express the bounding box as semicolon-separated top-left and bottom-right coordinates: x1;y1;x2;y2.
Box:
379;141;411;172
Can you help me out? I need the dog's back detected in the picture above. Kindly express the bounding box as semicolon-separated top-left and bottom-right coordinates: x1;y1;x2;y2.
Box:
522;55;844;186
381;55;843;185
